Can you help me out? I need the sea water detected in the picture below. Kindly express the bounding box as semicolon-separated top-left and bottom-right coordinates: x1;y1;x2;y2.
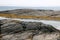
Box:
0;6;60;11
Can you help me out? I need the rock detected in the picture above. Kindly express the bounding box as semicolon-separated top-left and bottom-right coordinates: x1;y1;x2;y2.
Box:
33;32;60;40
2;31;33;40
0;19;60;40
0;9;60;17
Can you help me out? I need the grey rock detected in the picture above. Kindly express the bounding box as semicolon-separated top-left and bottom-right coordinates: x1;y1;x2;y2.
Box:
0;9;60;17
0;19;60;40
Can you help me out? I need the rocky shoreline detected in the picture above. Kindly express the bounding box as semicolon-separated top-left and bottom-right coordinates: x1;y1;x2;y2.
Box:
0;9;60;40
0;9;60;21
0;19;60;40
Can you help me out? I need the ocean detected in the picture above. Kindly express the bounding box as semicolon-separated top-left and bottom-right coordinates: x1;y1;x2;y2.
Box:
0;6;60;11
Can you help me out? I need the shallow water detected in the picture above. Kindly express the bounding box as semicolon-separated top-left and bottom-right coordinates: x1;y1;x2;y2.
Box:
0;17;60;30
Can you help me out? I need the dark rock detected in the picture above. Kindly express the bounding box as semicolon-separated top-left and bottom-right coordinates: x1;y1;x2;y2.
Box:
1;19;59;35
0;19;60;40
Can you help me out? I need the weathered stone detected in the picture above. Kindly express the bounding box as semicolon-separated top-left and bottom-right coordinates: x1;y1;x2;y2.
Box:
0;19;60;40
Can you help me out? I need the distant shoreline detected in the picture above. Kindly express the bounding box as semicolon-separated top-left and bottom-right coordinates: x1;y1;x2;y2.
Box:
0;14;60;21
0;9;60;21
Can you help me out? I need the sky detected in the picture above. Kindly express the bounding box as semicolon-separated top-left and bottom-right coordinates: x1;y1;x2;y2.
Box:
0;0;60;7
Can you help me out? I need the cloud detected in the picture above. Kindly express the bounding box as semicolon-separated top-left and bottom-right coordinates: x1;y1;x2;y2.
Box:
0;0;60;7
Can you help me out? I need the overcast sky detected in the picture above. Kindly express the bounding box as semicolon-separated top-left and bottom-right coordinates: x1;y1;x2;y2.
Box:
0;0;60;7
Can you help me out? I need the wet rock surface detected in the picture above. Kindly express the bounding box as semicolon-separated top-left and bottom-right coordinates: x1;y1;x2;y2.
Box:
0;19;60;40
